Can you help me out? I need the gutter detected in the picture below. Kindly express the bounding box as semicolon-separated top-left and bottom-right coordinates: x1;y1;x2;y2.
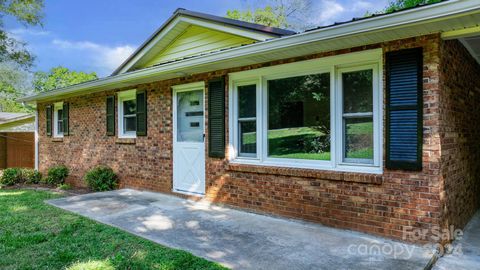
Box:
0;114;35;125
19;0;480;103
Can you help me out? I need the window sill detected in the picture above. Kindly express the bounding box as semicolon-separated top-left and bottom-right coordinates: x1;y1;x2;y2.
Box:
227;163;383;184
115;138;136;144
52;137;63;142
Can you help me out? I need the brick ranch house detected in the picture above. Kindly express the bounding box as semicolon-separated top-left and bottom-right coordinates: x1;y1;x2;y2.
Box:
22;0;480;243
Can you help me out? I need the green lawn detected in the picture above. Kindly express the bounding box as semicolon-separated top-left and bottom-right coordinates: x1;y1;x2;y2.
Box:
0;189;226;270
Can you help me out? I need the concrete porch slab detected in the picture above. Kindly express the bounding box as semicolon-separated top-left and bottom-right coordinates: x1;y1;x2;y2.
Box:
47;189;434;270
433;210;480;270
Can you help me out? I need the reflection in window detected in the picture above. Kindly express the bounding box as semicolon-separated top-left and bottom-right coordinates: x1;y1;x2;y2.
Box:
177;90;204;142
342;69;373;163
123;99;136;133
237;84;256;157
57;109;64;134
267;73;330;160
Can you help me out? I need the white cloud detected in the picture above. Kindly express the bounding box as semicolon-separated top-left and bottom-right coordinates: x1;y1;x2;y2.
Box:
309;0;389;26
315;0;346;25
52;39;135;75
9;28;50;37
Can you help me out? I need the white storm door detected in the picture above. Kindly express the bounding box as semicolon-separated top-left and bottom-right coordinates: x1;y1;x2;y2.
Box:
173;87;205;195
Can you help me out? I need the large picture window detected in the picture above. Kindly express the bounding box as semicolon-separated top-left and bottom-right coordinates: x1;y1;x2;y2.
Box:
230;50;382;173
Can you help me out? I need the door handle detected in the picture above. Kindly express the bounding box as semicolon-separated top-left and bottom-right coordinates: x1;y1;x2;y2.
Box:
203;134;205;142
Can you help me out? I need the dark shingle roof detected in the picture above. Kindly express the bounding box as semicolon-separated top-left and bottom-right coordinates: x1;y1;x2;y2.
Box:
174;8;296;36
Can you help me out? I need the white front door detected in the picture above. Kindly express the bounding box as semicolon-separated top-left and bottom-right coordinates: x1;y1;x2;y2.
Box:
173;86;205;195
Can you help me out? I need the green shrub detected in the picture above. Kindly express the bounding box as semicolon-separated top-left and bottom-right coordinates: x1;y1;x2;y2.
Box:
0;168;23;186
46;165;69;185
84;165;118;191
57;183;71;190
22;169;42;184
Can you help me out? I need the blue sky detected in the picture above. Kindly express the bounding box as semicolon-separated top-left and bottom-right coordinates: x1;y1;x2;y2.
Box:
5;0;388;77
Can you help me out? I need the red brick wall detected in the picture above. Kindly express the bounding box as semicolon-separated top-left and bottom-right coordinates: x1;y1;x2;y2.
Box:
439;39;480;232
38;34;445;242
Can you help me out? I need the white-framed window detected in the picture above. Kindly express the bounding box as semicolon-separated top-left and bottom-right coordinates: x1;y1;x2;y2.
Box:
53;102;64;138
118;89;137;138
229;49;383;173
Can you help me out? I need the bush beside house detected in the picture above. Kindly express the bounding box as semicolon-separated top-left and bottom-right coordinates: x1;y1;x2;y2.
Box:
84;165;118;191
0;168;42;186
45;165;69;185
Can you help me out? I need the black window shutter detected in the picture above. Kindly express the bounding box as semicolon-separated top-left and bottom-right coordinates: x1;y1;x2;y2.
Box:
62;102;69;136
208;77;225;158
136;90;147;136
386;48;423;171
46;105;52;137
106;96;115;136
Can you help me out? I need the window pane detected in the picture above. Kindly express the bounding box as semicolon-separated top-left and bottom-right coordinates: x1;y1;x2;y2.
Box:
57;109;63;133
267;73;330;160
124;116;136;132
123;99;136;116
177;90;204;142
238;85;256;118
343;69;373;113
58;121;63;133
344;117;373;162
239;120;256;156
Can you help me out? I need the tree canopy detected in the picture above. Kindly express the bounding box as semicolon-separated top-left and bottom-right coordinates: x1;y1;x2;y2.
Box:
0;0;44;69
0;66;97;112
226;6;288;29
33;66;98;93
384;0;442;13
226;0;312;31
0;0;44;112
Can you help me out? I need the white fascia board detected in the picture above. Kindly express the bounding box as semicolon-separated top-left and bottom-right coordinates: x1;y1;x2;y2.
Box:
20;0;480;103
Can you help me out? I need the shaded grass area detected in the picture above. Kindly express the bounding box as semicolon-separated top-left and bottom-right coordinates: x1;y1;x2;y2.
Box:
268;127;330;160
243;124;373;160
0;190;226;270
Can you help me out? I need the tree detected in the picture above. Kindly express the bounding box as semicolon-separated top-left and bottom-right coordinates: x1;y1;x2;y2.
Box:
33;66;98;93
0;0;44;112
227;6;288;29
0;62;33;112
226;0;313;31
384;0;441;13
1;0;44;70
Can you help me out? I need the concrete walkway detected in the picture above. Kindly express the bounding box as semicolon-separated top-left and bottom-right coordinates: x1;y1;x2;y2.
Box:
47;189;434;270
433;211;480;270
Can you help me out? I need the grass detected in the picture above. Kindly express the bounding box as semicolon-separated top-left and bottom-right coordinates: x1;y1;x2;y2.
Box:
0;189;226;270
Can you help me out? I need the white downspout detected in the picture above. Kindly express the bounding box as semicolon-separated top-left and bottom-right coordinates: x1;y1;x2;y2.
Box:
34;107;39;170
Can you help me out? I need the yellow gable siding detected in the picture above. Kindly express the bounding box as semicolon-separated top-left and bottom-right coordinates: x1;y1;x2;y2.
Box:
144;25;256;67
